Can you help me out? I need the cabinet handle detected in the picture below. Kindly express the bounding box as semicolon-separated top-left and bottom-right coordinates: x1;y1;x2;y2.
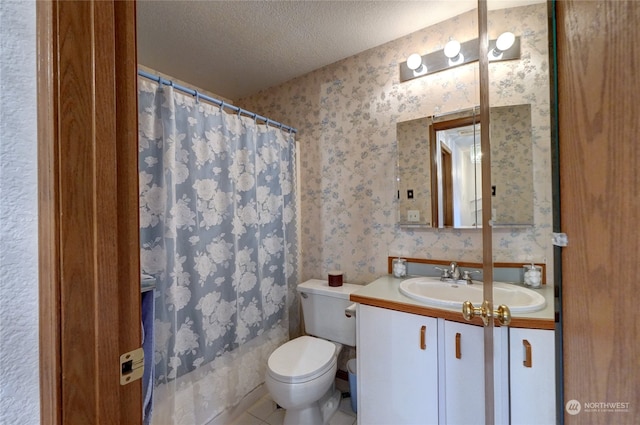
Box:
455;332;461;359
420;325;427;350
523;339;532;367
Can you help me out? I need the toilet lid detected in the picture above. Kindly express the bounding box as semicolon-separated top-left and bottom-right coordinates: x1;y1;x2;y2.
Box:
268;336;336;384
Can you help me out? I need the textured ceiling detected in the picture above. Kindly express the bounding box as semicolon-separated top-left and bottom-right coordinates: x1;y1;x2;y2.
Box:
136;0;479;100
136;1;540;101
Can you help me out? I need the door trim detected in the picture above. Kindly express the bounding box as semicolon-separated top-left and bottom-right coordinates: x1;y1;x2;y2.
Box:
37;1;141;423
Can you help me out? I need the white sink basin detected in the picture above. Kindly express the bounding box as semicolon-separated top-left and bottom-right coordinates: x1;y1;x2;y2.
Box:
399;276;546;313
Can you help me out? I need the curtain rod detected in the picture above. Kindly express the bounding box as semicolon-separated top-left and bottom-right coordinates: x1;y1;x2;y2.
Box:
137;70;297;134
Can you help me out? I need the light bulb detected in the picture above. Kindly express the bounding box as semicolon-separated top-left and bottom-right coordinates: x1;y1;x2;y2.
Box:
406;53;423;71
496;32;515;51
444;40;461;59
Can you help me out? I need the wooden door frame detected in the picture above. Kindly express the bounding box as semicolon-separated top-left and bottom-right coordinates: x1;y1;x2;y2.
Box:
440;145;453;226
38;1;141;423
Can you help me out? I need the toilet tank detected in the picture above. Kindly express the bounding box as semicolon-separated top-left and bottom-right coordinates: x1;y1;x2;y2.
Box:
297;279;360;346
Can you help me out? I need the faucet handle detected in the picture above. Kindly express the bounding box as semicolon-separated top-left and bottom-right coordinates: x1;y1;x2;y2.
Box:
461;270;481;284
434;266;451;279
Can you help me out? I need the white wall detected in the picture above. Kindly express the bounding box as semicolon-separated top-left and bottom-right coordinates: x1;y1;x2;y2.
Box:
0;1;40;424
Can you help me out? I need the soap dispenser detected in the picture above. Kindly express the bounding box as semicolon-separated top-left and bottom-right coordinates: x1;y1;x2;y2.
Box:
392;258;407;278
523;263;542;288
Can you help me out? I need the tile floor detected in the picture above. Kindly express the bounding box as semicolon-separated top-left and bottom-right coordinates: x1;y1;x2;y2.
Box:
230;378;356;425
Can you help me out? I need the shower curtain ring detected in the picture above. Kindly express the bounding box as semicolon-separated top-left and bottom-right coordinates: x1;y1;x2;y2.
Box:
194;90;200;103
219;101;225;111
155;75;165;91
253;113;258;123
238;108;242;116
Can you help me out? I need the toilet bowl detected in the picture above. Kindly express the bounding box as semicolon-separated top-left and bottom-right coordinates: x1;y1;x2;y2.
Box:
265;279;360;425
266;336;342;425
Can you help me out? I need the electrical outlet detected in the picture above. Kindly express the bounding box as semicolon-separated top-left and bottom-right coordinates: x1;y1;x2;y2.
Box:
407;210;420;222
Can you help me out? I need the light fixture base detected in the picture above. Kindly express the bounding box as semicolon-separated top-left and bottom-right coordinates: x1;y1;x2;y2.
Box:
400;36;520;82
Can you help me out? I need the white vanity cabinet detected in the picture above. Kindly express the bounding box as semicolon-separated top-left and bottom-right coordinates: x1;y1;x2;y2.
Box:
509;328;556;425
357;304;439;425
356;302;552;424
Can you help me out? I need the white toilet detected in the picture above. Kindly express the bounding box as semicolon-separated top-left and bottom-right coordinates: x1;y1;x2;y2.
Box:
266;279;359;425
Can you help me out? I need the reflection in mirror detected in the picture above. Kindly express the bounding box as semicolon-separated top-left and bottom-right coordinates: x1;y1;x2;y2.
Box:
427;110;481;227
490;104;533;225
397;104;533;229
433;117;482;227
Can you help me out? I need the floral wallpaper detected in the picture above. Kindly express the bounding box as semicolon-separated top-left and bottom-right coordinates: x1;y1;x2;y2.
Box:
397;117;432;225
239;4;552;287
491;104;534;224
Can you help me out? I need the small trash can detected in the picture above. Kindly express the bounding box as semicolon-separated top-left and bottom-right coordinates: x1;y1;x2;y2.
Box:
347;358;357;413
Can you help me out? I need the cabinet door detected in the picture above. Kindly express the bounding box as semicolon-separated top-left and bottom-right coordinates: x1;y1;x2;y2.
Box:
510;328;556;425
357;305;439;425
443;321;506;424
443;320;485;424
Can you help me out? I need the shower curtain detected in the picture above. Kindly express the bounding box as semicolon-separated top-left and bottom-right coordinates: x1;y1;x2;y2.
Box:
138;77;297;424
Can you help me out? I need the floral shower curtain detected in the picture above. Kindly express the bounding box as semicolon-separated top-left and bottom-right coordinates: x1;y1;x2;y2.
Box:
138;77;297;424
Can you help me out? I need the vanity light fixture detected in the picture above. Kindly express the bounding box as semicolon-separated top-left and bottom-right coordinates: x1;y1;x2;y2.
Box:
400;33;521;82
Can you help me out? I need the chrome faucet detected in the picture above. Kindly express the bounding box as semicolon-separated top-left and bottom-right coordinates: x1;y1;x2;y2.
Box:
435;262;461;281
449;262;461;281
435;262;480;284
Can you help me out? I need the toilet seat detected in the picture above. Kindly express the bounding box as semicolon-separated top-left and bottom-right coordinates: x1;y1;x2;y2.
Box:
267;336;336;384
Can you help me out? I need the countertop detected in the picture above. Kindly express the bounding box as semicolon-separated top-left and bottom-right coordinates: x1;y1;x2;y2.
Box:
350;275;556;330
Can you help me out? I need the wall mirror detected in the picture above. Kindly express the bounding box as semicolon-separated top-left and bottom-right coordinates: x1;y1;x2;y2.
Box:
397;103;533;228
